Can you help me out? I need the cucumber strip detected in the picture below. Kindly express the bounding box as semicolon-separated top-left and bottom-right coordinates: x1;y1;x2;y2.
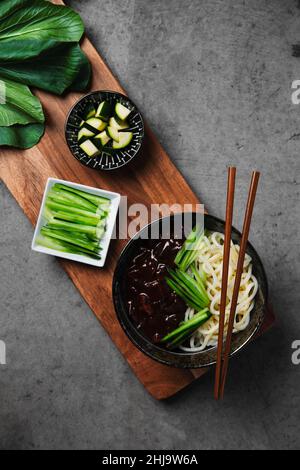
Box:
190;264;209;298
40;228;101;255
46;201;100;219
174;269;209;305
167;276;204;310
165;278;200;311
41;226;100;250
175;225;201;265
161;308;210;344
96;206;109;218
47;191;97;213
175;225;204;271
46;219;103;238
115;102;131;120
165;329;195;350
51;210;101;227
54;183;110;207
43;227;100;247
37;234;77;253
49;187;97;211
165;314;211;349
166;265;210;310
37;234;101;260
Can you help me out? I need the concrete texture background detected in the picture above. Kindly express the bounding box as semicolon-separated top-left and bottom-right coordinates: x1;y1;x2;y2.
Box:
0;0;299;450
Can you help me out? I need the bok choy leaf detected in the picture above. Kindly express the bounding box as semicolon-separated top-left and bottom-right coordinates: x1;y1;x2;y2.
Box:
0;0;91;149
0;78;44;126
0;0;84;61
0;122;44;148
0;44;90;95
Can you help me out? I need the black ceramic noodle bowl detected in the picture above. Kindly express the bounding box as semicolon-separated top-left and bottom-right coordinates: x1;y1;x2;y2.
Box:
65;91;144;170
113;213;268;369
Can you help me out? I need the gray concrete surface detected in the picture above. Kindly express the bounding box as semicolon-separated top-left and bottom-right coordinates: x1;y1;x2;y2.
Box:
0;0;300;450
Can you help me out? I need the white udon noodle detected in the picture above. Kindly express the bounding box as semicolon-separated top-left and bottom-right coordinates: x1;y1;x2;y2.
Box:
179;231;258;352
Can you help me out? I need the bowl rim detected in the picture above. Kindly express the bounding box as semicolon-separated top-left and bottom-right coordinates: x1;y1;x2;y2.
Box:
112;212;269;368
65;90;145;171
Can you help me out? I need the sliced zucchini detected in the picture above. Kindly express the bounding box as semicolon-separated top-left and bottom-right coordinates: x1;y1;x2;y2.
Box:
78;127;95;142
86;117;107;132
109;116;129;130
79;120;85;127
95;101;112;121
79;139;101;157
84;104;96;120
106;126;120;142
94;131;111;146
115;102;131;121
112;131;133;149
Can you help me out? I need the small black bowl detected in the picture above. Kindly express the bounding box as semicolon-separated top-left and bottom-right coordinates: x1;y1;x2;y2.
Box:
113;213;268;369
65;90;144;171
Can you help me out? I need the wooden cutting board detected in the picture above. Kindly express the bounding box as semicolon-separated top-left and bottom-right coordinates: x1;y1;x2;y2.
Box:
0;0;275;399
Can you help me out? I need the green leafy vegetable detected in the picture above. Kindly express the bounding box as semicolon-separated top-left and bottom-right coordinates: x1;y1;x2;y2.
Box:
0;0;84;61
0;0;91;149
0;122;44;148
0;44;90;95
0;78;44;126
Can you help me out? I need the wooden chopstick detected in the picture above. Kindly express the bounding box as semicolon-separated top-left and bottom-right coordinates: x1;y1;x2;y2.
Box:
219;170;260;399
214;167;236;400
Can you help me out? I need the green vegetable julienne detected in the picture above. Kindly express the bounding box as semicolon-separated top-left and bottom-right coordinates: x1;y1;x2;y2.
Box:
175;224;204;272
161;308;211;349
36;182;112;261
0;0;91;149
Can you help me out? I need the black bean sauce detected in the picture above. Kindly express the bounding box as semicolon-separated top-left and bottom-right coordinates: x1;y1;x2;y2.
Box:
125;237;186;343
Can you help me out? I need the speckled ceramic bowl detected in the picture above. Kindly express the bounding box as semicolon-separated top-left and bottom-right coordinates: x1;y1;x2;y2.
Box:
113;213;268;369
65;90;144;171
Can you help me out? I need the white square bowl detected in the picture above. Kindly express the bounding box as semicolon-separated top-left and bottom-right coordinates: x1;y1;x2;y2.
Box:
31;178;121;267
